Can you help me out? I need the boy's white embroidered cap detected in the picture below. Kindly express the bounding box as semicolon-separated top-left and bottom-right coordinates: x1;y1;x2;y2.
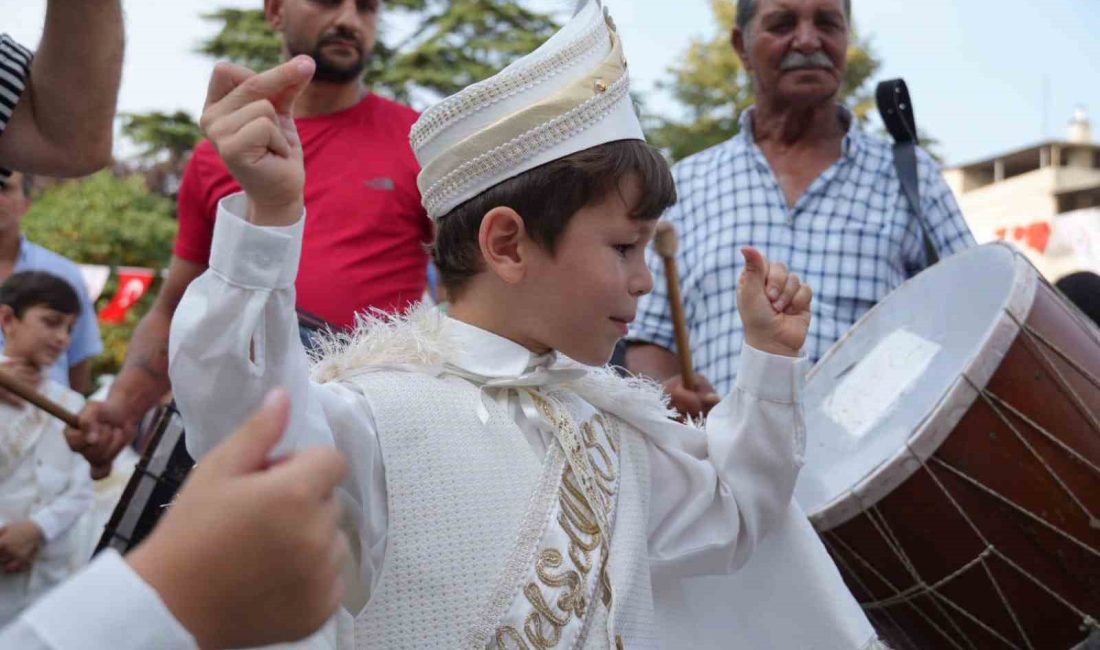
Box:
410;0;644;221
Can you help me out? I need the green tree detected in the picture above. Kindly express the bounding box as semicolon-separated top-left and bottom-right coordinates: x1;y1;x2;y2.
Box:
199;8;283;71
649;0;881;161
120;111;203;168
370;0;558;103
22;172;177;380
198;1;559;104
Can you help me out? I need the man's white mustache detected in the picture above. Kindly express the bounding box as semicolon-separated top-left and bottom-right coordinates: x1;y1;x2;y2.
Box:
780;51;834;71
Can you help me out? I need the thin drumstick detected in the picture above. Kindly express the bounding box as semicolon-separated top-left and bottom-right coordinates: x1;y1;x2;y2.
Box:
0;368;81;429
653;222;697;392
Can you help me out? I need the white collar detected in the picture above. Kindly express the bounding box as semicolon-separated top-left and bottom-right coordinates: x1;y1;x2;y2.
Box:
444;316;558;380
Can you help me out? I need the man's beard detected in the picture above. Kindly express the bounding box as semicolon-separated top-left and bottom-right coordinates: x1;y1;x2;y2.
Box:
291;32;369;83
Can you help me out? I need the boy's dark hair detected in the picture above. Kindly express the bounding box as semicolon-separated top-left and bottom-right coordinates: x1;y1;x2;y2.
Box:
0;271;81;318
431;139;677;297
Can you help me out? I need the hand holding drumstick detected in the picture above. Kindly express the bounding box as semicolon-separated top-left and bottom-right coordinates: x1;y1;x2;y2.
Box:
653;222;722;418
651;223;812;419
0;368;115;478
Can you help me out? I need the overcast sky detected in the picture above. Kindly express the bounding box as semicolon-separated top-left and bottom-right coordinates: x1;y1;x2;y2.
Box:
4;0;1098;166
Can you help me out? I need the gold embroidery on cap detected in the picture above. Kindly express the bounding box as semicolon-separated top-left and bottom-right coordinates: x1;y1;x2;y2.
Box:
593;79;608;94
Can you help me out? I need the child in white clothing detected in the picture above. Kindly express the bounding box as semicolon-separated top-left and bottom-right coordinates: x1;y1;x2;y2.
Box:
170;2;824;647
0;271;91;625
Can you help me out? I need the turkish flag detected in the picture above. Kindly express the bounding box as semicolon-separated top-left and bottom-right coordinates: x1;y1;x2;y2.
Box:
98;268;155;324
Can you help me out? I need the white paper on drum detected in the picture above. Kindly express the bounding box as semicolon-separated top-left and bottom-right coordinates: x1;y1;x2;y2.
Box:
823;329;940;440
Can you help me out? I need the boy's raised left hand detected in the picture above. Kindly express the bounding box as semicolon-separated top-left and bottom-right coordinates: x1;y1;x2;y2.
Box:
199;56;315;227
737;247;813;357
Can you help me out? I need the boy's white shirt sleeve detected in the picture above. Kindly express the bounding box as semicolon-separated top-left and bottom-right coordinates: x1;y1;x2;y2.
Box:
640;345;808;578
168;192;388;589
30;391;93;543
0;550;195;649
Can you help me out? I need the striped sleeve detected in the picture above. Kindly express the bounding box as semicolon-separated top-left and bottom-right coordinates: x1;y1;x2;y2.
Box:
0;34;34;183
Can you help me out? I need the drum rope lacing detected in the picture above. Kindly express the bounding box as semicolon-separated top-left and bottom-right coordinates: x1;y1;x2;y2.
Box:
821;309;1100;650
1013;319;1100;432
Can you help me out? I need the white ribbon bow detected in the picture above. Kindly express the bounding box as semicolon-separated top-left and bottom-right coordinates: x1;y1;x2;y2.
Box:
443;363;588;428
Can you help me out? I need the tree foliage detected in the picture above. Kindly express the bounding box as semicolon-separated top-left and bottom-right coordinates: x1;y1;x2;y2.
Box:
370;0;559;103
120;111;203;166
649;0;881;161
198;8;284;72
197;1;559;105
22;173;177;379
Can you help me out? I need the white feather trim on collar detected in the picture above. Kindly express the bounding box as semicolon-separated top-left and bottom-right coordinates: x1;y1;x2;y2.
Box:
307;302;684;426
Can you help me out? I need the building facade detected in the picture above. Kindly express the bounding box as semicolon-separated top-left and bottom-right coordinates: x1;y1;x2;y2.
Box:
943;109;1100;281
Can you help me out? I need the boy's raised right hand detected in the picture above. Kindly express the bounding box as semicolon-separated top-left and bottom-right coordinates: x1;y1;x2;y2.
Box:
127;389;349;648
199;56;315;227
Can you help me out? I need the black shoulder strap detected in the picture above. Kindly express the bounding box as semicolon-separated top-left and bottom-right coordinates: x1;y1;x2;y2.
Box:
876;78;940;266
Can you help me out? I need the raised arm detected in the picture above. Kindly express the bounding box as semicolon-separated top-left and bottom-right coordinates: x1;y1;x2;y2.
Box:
642;247;813;576
0;0;124;175
168;56;316;458
168;61;393;605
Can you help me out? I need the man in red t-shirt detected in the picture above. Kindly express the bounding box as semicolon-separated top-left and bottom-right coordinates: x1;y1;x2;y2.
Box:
176;93;427;330
77;0;432;471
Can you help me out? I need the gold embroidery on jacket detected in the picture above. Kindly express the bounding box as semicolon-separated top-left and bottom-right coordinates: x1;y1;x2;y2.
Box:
495;626;529;649
494;399;622;649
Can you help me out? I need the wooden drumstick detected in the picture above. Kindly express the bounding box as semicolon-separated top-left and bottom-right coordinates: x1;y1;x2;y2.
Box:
653;222;697;392
0;368;81;429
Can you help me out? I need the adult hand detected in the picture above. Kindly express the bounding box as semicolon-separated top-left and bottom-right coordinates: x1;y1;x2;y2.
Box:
0;520;44;572
663;373;722;420
0;358;42;407
738;247;813;357
127;389;349;648
69;398;136;479
199;57;315;227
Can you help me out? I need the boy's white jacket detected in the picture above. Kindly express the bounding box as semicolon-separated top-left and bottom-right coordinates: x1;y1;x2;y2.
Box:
0;377;91;621
167;195;876;649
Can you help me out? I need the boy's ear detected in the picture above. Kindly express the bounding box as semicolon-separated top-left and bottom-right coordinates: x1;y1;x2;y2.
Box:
479;207;529;285
0;305;15;337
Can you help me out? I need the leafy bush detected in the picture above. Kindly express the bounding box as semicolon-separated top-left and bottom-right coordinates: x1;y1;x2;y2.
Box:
23;172;176;268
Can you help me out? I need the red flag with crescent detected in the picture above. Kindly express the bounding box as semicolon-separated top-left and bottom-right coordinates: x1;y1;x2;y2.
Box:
98;268;155;324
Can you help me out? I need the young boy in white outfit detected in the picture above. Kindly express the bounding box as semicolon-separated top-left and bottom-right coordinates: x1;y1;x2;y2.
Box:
169;2;826;647
0;271;91;625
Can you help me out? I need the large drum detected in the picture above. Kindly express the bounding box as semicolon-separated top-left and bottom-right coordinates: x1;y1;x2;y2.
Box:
796;243;1099;649
95;403;194;555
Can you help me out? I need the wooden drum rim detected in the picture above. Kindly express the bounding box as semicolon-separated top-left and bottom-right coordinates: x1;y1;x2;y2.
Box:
806;243;1041;532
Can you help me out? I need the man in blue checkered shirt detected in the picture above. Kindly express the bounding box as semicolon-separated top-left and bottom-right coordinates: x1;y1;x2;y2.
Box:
627;0;975;418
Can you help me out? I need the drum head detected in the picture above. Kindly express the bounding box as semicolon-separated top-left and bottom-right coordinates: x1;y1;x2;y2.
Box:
795;243;1038;529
